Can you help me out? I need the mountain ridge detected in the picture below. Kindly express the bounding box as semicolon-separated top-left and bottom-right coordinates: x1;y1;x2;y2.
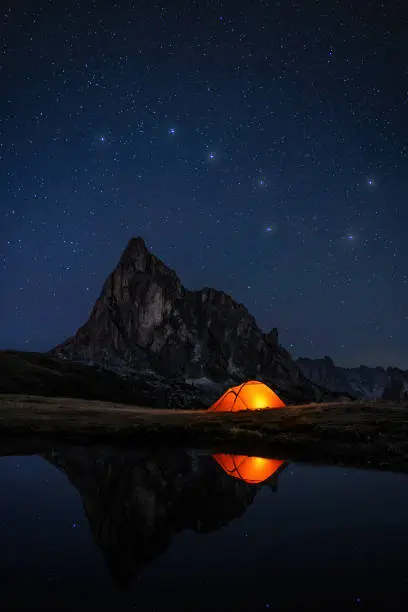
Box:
51;236;338;405
297;355;408;400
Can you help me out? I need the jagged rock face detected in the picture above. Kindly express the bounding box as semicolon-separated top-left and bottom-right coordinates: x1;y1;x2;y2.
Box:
52;237;326;404
45;445;259;586
382;374;408;401
297;356;408;400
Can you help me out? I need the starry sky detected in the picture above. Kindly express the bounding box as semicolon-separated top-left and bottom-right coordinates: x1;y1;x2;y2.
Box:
2;1;408;369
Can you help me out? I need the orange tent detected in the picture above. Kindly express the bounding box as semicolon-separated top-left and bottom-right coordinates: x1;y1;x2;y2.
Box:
213;454;285;485
208;380;285;412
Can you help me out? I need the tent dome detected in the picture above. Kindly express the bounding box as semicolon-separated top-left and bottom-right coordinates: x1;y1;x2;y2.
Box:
208;380;285;412
213;454;285;484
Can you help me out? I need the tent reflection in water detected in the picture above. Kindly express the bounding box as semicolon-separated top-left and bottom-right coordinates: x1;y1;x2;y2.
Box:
213;454;286;485
208;380;285;413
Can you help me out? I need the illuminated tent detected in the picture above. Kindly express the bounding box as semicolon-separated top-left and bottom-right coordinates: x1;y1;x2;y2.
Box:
208;380;285;412
213;454;285;485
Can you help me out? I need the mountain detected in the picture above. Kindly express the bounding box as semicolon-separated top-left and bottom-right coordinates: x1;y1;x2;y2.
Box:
297;356;408;400
51;237;338;405
45;445;273;586
0;349;211;409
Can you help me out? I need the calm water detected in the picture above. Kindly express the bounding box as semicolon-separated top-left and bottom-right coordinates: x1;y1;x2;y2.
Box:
1;443;408;611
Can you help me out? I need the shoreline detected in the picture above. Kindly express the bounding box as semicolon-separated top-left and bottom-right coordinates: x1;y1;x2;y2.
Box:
0;394;407;473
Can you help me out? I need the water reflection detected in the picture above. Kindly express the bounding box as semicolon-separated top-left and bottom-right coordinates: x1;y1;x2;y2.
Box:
40;445;275;587
3;443;408;611
212;454;286;485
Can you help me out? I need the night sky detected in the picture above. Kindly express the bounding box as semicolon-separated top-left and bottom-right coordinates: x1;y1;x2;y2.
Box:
2;1;408;369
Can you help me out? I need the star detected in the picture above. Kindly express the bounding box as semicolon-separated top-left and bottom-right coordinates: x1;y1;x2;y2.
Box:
342;231;358;247
99;135;106;143
208;151;216;160
264;224;277;235
255;175;268;189
168;127;176;135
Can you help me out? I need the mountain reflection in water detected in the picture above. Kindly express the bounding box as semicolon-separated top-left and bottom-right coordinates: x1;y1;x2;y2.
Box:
4;443;408;611
44;445;276;587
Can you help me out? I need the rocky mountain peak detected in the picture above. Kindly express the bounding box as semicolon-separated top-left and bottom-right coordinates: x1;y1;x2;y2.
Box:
117;236;150;270
51;237;334;404
117;236;180;284
297;356;408;400
265;327;279;346
122;235;148;255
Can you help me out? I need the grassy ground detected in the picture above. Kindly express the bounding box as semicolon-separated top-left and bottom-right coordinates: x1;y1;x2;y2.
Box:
0;394;407;473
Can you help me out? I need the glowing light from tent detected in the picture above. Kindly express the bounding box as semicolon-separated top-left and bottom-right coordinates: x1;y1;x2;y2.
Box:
213;454;285;484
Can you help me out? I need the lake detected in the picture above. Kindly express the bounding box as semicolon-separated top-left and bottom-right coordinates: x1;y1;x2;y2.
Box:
1;443;408;611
